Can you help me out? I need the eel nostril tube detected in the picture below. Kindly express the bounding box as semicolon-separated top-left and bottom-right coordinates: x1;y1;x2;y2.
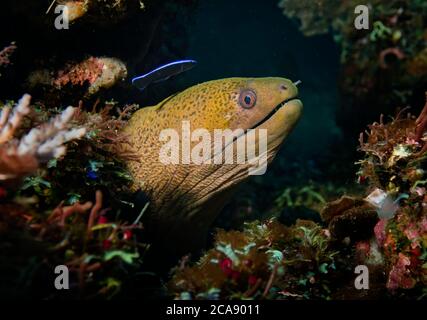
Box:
294;80;302;87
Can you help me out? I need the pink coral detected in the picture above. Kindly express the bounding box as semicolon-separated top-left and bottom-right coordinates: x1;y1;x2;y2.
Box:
53;57;104;88
52;57;127;96
0;42;17;67
386;253;416;290
404;225;419;242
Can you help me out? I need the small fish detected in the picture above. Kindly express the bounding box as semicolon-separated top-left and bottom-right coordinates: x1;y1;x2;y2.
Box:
132;59;197;91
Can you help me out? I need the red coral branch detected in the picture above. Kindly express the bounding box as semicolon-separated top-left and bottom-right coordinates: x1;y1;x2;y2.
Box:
87;190;103;233
0;42;17;67
53;57;104;88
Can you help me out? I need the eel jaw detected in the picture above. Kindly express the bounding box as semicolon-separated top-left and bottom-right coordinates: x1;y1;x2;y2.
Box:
258;97;303;147
252;93;301;130
226;96;302;151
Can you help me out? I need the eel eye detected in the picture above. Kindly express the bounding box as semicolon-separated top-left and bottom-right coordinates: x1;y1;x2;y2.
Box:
239;90;257;109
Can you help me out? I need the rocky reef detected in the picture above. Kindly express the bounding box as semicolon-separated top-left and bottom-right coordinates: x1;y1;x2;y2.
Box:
0;0;197;107
0;0;425;300
169;95;427;300
357;95;427;294
169;219;347;300
278;0;427;139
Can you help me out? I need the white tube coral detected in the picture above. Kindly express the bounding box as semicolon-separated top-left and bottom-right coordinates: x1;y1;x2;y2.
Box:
0;94;86;181
17;105;86;161
0;94;31;144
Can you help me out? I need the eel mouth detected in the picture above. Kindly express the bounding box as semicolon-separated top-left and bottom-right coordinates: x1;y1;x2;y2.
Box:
227;96;301;147
250;96;300;130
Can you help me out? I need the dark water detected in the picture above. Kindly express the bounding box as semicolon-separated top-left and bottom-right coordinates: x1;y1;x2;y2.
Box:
149;0;342;161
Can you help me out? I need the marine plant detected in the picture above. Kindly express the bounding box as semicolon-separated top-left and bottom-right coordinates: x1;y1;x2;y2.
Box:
0;94;148;299
277;0;345;37
29;57;128;98
169;219;345;300
356;93;427;296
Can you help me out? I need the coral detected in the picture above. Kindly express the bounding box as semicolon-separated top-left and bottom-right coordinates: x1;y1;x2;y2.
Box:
0;42;16;67
0;42;17;75
72;99;138;157
341;1;426;104
321;196;365;223
371;207;426;292
415;92;427;144
356;94;427;295
29;57;128;99
169;219;345;300
277;0;345;37
16;98;139;209
48;0;146;27
0;94;31;144
279;0;427;138
0;94;85;183
320;196;378;242
379;47;405;69
52;57;127;96
60;1;88;22
407;48;427;77
387;253;417;290
0;188;147;298
0;95;146;299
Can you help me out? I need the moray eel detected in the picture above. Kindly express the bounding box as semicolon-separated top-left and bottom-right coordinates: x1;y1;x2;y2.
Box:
122;77;302;256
